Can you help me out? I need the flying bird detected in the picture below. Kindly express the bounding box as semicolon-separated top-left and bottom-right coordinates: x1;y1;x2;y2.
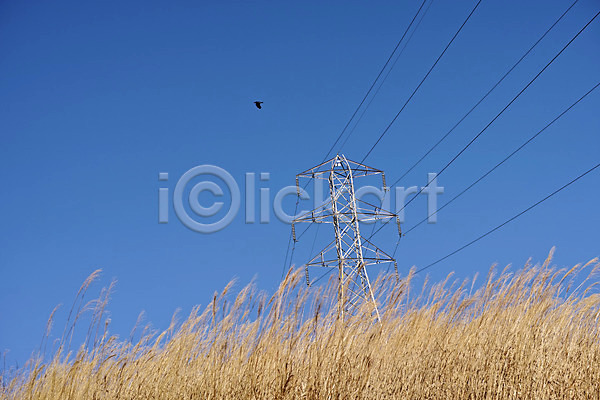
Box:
254;101;263;109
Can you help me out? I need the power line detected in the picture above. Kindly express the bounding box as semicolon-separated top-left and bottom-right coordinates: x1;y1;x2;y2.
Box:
392;0;580;185
281;230;293;278
315;158;600;284
322;0;429;162
360;0;483;164
403;81;600;236
310;7;599;286
365;0;579;242
415;161;600;275
311;0;482;284
385;9;600;225
311;265;334;286
285;1;429;277
296;223;313;241
365;9;598;245
337;0;435;153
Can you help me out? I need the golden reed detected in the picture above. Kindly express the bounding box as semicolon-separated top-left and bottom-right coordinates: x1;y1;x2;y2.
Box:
2;249;599;399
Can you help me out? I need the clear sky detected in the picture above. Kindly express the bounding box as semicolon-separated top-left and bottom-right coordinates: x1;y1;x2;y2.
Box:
1;0;599;366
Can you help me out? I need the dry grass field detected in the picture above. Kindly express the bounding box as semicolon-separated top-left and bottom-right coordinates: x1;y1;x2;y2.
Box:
2;249;600;399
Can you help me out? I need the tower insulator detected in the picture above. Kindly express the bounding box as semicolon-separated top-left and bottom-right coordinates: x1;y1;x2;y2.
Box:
305;265;310;286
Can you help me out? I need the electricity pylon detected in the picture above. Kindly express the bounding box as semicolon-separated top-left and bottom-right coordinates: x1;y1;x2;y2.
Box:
293;154;401;322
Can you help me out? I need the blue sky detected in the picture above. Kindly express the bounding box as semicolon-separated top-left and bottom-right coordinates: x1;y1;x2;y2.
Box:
1;0;599;366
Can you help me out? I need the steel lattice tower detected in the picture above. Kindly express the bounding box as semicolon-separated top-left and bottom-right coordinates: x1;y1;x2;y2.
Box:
293;155;401;321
